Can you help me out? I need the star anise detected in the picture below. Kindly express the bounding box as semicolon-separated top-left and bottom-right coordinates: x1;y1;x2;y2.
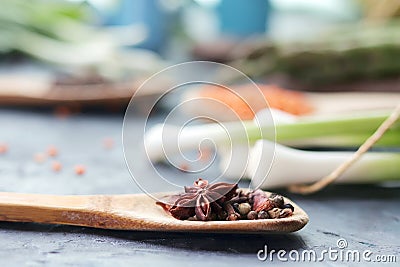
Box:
157;178;238;221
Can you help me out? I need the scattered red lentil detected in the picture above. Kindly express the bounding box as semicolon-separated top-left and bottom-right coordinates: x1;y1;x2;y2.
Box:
51;161;62;172
0;143;8;154
54;106;71;119
103;138;114;150
47;146;58;157
34;153;47;163
74;165;86;175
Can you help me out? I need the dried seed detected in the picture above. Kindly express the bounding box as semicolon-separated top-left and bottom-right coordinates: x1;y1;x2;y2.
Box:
253;196;274;212
224;202;240;221
238;203;251;216
250;189;274;212
268;208;281;219
270;195;284;208
247;211;258;220
279;208;293;218
258;210;269;219
157;179;294;221
227;213;239;221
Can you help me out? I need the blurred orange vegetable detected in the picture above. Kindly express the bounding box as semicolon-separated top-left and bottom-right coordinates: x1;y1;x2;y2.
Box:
198;84;313;120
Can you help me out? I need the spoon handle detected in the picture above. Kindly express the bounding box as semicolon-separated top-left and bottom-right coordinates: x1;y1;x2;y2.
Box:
0;192;101;227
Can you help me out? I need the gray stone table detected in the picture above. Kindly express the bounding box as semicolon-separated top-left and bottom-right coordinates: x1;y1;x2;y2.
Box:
0;109;398;266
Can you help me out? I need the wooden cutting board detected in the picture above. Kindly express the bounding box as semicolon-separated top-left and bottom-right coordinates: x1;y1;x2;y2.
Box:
0;73;168;107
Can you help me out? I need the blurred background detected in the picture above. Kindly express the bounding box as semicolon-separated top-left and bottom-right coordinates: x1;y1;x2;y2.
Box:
1;0;400;187
0;0;399;114
1;2;399;264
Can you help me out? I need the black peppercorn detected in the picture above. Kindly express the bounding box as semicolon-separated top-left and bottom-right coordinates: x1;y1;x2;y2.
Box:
282;203;294;212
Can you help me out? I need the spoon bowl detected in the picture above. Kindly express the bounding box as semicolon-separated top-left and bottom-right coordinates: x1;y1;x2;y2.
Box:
0;192;308;233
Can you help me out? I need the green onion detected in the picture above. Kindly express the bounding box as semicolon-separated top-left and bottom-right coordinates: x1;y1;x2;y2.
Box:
0;0;160;80
145;111;400;162
245;140;400;189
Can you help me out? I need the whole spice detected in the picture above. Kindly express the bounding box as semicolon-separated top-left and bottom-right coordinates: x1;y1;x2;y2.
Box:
270;194;284;208
157;178;295;221
238;203;251;216
227;213;240;221
279;208;293;218
268;208;281;219
224;202;240;221
247;211;258;220
258;210;269;219
251;190;274;212
157;178;237;221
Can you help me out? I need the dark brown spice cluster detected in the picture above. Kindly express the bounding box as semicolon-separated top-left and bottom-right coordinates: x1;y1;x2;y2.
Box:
156;178;294;221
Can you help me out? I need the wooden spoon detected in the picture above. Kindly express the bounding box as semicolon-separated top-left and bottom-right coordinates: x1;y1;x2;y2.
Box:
0;192;308;233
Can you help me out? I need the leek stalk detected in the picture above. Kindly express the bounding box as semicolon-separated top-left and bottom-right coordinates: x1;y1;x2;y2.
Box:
246;141;400;189
145;111;400;162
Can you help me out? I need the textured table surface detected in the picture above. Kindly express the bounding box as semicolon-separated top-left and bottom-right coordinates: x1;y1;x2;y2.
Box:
0;109;399;266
